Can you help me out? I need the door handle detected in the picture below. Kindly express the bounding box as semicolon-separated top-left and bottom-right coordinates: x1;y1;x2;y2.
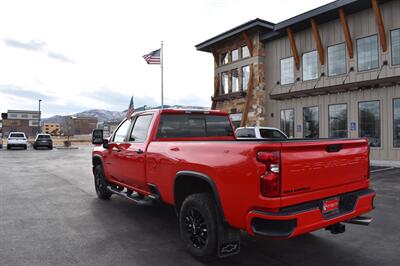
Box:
135;149;144;154
112;147;121;152
170;147;180;152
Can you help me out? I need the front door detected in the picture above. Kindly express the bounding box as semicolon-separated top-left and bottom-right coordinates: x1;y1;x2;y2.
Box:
105;119;132;182
119;114;153;189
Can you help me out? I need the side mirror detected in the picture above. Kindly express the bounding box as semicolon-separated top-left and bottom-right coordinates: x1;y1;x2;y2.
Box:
92;129;104;144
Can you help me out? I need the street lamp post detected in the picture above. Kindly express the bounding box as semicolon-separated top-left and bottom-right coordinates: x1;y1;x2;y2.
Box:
38;99;42;134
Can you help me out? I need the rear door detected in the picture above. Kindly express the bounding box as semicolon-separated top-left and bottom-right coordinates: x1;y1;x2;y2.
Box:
280;139;369;196
119;114;153;189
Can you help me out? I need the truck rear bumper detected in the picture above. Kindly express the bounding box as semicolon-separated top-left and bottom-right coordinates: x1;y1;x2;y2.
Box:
245;189;375;238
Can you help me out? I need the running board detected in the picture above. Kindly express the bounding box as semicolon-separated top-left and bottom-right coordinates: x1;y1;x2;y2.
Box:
106;186;153;206
344;216;372;226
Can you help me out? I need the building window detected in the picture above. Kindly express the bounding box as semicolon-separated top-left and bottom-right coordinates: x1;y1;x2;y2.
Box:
280;57;294;85
242;46;250;58
9;114;17;118
231;49;239;61
393;99;400;148
391;29;400;65
280;109;294;138
32;115;39;119
359;101;380;147
221;52;229;65
302;51;318;81
242;65;250;91
328;43;346;76
303;106;319;138
329;104;348;138
231;69;239;92
21;114;28;118
357;35;379;71
221;72;229;94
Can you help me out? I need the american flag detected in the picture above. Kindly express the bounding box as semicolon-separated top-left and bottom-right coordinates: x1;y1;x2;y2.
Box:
143;48;161;64
126;96;134;118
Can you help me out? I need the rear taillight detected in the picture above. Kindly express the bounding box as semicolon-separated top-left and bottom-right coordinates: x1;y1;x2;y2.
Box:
257;151;281;197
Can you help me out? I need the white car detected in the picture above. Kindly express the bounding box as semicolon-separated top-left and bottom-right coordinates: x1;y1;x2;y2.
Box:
7;132;28;150
235;126;288;139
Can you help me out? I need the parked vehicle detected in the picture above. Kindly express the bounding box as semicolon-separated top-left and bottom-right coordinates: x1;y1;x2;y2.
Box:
7;132;28;150
236;126;288;139
91;109;375;261
0;133;3;149
33;134;53;150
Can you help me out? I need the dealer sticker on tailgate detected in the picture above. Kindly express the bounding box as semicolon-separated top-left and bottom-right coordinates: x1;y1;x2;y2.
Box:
322;197;340;215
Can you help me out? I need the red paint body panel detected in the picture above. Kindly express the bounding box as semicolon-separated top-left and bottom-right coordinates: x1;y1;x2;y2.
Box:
92;109;375;237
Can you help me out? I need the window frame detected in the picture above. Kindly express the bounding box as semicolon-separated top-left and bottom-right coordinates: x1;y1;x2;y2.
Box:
128;114;154;143
393;98;400;148
280;108;295;138
358;100;381;148
221;52;229;65
231;69;239;92
241;45;250;59
302;50;319;81
241;65;250;91
390;28;400;66
280;56;295;85
111;118;131;143
220;71;229;94
356;34;380;72
327;42;347;77
328;103;348;138
231;48;239;62
302;106;320;139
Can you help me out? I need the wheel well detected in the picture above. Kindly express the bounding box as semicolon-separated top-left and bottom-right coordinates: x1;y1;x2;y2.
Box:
174;174;215;215
92;156;103;173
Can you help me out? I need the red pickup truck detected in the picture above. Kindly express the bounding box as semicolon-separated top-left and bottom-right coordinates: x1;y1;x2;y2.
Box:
91;109;375;261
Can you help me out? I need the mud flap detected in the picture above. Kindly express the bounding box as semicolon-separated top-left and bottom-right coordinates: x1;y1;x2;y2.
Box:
216;220;241;258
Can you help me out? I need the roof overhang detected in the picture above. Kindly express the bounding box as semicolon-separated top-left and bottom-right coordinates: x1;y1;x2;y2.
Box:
195;18;275;53
262;0;393;42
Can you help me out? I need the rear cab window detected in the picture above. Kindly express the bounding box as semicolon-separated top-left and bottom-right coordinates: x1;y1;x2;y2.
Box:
9;133;25;138
157;114;234;139
37;135;51;140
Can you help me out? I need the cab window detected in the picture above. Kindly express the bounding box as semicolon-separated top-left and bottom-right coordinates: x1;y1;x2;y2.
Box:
113;120;131;143
129;115;153;142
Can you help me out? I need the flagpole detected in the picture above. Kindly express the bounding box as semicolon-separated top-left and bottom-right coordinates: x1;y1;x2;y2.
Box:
161;41;164;109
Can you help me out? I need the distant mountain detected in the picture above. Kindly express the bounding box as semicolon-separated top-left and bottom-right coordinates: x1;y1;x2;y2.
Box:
43;105;209;124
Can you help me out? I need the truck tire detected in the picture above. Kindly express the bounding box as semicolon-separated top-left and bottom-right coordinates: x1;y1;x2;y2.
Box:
94;165;112;200
7;145;11;150
179;193;218;261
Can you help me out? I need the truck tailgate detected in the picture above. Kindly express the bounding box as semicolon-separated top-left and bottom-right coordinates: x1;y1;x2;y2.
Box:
280;139;369;196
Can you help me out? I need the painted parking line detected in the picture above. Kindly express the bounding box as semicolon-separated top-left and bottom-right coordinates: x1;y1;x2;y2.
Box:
371;167;395;173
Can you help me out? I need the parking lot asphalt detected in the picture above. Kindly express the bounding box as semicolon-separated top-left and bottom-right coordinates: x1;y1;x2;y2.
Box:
0;146;399;266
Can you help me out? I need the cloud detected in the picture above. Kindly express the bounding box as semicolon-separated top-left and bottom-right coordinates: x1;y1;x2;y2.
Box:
47;51;75;63
3;38;74;63
3;38;46;52
0;84;55;101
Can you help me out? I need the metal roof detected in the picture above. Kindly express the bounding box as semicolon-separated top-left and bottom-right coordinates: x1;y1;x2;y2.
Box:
195;18;275;52
262;0;393;41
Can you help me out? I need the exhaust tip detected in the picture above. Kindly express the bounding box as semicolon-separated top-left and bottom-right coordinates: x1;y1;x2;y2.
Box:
344;216;372;226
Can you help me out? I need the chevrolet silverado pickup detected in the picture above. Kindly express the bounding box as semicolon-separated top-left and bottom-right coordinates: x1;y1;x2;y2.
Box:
91;109;375;261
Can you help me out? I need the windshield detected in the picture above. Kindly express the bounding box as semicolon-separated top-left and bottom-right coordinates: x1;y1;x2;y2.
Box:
9;133;25;138
37;135;51;140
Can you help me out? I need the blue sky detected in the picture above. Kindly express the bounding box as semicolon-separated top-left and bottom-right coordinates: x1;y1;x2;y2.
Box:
0;0;331;118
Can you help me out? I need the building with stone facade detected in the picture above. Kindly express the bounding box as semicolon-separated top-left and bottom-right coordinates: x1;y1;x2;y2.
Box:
196;0;400;162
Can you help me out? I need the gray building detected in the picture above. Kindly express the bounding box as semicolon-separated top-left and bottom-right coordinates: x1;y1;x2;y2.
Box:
196;0;400;162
